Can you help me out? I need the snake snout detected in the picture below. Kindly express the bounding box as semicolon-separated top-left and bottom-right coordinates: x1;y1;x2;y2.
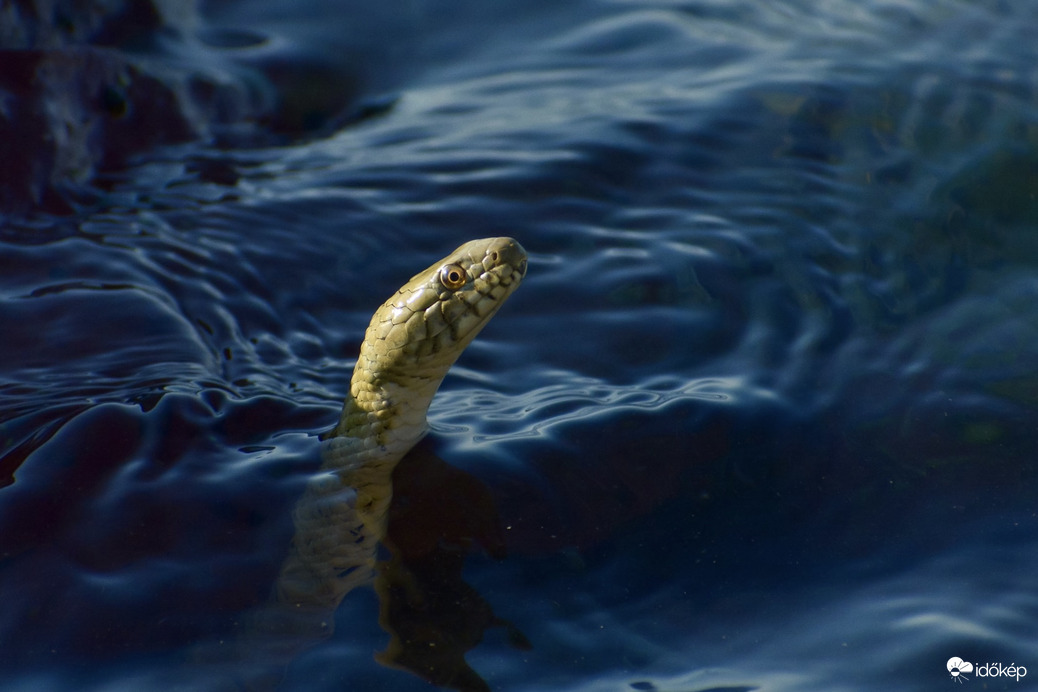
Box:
483;237;527;277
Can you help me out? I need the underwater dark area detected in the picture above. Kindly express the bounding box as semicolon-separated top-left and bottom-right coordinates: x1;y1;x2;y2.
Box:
2;0;1038;690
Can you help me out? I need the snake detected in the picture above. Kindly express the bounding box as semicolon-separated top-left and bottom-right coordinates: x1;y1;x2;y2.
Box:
230;237;527;681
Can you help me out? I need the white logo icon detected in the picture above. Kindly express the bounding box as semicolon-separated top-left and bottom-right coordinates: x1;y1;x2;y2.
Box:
948;657;973;683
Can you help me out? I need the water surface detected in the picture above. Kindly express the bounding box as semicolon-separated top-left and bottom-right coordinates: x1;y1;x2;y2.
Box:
2;1;1038;690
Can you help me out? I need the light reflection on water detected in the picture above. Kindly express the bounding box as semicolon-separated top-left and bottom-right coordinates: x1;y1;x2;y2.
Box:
435;376;736;445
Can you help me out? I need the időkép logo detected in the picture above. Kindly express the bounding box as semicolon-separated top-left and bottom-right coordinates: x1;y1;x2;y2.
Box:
947;657;1027;684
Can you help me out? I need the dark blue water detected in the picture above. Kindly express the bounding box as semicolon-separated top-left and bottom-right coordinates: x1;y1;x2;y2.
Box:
3;1;1038;690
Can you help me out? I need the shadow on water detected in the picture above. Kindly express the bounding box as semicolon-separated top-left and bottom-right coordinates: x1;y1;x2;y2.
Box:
377;441;532;690
191;436;530;692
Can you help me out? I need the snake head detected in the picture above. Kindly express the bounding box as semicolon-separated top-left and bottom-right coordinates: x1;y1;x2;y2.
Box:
355;237;527;388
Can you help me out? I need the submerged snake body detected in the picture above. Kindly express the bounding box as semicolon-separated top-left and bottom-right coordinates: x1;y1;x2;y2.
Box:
274;237;527;614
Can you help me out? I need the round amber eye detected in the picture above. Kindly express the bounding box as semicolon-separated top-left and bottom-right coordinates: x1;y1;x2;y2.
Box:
439;263;467;290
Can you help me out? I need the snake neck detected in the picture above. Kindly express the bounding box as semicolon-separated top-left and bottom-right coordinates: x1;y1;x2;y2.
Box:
326;366;447;462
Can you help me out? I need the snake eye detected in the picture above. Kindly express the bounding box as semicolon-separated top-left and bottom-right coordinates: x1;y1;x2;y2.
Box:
439;263;467;290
